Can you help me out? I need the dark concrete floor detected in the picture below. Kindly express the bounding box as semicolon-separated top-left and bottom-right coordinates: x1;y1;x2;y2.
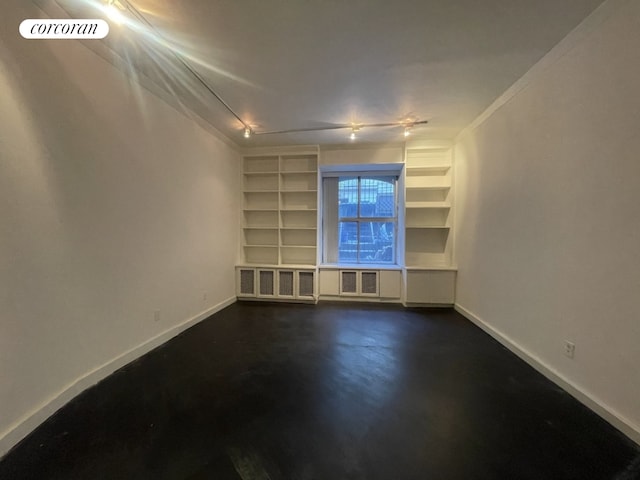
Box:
1;302;638;479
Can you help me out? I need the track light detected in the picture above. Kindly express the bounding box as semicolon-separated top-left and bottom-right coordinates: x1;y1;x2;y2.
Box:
350;125;360;141
404;126;412;137
244;127;251;139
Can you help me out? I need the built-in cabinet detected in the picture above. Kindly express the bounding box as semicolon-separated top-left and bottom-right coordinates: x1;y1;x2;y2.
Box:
242;151;318;266
236;145;456;305
405;268;456;305
237;267;316;302
238;149;318;302
318;268;402;300
403;145;456;305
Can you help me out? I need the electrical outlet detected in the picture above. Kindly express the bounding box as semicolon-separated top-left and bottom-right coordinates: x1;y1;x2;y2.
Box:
154;310;160;322
564;341;575;359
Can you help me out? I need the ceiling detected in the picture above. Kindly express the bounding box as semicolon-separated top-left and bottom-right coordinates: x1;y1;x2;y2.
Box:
79;0;606;146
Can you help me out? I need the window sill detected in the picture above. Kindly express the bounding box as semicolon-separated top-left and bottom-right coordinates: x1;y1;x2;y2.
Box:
319;263;402;271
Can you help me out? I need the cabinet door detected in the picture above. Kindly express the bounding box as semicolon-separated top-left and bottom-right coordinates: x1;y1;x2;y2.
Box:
319;270;340;296
405;270;455;304
278;270;295;298
360;271;379;296
340;271;358;295
297;270;315;299
237;269;256;297
257;270;276;298
379;270;402;298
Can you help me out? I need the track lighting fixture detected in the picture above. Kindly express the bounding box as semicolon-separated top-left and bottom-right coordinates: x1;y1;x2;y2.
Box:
244;120;427;140
244;127;252;139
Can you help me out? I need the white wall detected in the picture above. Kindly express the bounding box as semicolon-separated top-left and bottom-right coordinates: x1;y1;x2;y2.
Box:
454;0;640;442
0;1;240;454
320;144;403;165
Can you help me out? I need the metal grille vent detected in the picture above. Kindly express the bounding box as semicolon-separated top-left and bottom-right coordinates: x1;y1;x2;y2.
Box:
361;272;378;294
298;272;314;297
279;271;294;296
259;270;274;296
239;270;255;295
341;271;357;294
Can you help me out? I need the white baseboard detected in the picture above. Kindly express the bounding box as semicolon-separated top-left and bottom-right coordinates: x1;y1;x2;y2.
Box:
0;296;236;458
455;303;640;446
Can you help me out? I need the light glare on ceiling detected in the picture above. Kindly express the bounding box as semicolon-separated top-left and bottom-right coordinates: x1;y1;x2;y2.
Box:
92;1;430;142
104;0;125;24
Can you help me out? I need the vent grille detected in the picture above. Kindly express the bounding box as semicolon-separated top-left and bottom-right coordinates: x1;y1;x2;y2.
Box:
259;270;274;296
361;272;378;294
239;269;255;295
298;271;314;297
341;271;357;294
279;271;294;296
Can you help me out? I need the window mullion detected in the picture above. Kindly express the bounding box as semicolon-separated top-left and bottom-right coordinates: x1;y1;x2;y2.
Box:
356;176;361;263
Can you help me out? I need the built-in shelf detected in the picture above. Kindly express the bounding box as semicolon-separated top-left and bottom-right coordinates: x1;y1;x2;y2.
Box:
241;152;319;268
406;225;451;230
404;146;454;273
404;184;451;191
238;147;457;305
405;165;451;174
405;202;451;209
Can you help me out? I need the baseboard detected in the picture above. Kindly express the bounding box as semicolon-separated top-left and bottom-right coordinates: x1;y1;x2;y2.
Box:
318;296;403;304
0;296;236;458
455;303;640;446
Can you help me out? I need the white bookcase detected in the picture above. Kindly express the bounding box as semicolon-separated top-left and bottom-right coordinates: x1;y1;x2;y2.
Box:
241;152;318;267
403;145;456;305
238;149;319;302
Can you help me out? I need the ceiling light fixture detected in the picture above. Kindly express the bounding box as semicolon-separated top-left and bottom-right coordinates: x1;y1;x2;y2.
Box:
244;127;251;139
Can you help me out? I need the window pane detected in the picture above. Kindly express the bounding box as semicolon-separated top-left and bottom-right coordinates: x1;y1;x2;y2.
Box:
358;221;395;263
328;175;397;265
338;221;358;263
359;176;395;218
338;177;358;218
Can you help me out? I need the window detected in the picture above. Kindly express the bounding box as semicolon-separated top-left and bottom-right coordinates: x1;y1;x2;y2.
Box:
322;175;398;264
